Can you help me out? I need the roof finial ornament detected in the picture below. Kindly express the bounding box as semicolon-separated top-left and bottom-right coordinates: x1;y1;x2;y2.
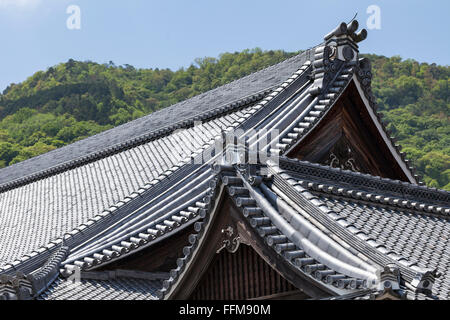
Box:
410;269;440;294
353;29;368;43
323;19;367;44
324;22;348;41
310;18;367;96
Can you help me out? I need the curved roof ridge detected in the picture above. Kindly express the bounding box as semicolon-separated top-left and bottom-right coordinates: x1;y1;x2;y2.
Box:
225;167;376;293
276;157;450;206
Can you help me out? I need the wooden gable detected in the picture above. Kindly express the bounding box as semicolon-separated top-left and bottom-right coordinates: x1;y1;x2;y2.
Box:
189;243;305;300
287;80;411;182
164;194;315;300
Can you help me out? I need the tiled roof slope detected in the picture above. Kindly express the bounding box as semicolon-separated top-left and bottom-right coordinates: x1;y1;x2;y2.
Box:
61;167;216;272
318;195;449;299
39;276;162;300
2;19;446;301
0;104;260;271
0;46;315;279
54;60;316;276
271;157;450;299
0;50;313;186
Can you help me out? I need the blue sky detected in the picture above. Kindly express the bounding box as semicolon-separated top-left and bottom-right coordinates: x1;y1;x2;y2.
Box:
0;0;448;92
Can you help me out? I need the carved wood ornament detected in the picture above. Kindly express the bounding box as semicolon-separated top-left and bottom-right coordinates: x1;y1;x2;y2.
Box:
216;226;241;254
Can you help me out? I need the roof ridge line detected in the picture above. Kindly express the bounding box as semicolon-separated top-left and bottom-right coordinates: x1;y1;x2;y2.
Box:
183;49;307;96
0;245;69;300
58;59;320;273
277;157;450;203
274;177;439;295
269;48;357;157
303;182;450;219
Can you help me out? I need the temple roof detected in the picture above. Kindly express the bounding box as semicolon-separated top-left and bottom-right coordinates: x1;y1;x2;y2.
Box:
0;20;448;301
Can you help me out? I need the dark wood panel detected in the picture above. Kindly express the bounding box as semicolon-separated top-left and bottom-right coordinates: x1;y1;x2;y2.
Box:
189;244;302;300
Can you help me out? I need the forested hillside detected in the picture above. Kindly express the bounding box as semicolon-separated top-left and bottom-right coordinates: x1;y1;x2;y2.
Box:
0;49;448;190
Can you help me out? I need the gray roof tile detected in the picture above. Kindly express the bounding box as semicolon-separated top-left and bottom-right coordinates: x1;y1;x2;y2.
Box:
39;276;162;300
318;186;449;299
0;106;257;271
270;158;449;299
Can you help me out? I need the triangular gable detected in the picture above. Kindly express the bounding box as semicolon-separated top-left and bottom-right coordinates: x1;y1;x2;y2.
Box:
264;21;419;184
158;184;331;300
189;243;304;300
286;79;413;182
